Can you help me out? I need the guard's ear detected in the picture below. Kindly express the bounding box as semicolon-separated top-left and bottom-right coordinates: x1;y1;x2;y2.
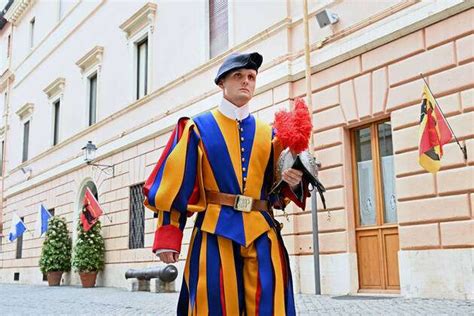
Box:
217;79;224;89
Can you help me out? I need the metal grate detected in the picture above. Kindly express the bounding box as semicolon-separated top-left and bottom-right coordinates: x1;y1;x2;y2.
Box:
129;183;145;249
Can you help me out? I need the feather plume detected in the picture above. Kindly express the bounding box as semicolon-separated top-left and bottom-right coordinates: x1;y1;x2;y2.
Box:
273;98;312;154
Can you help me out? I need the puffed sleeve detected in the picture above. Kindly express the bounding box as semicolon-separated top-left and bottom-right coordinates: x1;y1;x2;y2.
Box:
143;117;206;253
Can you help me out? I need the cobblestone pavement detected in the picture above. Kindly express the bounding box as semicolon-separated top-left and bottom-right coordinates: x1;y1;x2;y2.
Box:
0;284;472;315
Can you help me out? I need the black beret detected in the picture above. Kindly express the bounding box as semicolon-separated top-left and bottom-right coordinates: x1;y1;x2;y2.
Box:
214;52;263;85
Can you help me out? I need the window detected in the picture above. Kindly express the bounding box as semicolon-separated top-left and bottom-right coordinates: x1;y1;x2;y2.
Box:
119;3;156;101
16;217;24;259
52;100;60;146
7;35;10;58
58;0;64;21
209;0;228;58
49;208;55;217
0;140;4;177
13;272;20;281
353;120;397;227
22;121;30;162
88;73;97;126
129;183;145;249
29;18;35;48
136;37;148;100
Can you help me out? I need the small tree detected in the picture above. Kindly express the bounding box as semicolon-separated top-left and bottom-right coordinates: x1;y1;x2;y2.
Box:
72;219;105;273
39;216;72;274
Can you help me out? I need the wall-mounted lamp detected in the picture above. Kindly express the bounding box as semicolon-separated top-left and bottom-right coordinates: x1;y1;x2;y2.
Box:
82;141;115;177
315;9;339;28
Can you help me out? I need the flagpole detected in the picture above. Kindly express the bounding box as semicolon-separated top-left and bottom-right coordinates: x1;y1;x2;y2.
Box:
419;73;468;161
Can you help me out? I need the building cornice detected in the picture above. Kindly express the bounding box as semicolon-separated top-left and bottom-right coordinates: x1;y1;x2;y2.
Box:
4;0;35;25
0;69;14;93
75;46;104;74
119;2;157;38
15;102;34;120
43;77;65;99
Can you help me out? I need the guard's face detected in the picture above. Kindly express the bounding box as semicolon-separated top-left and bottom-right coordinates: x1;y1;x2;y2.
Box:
219;68;257;107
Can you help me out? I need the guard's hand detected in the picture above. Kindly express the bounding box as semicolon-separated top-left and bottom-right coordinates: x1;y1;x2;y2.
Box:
282;168;303;188
158;251;179;264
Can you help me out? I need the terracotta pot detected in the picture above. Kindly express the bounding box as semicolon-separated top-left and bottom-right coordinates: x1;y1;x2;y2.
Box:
47;271;63;286
79;272;98;288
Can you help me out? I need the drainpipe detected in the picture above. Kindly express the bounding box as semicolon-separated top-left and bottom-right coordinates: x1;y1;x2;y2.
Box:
303;0;321;295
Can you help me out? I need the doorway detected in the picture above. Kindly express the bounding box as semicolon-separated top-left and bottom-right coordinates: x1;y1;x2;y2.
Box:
351;120;400;292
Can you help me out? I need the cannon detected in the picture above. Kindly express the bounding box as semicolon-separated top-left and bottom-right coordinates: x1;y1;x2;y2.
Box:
125;265;178;282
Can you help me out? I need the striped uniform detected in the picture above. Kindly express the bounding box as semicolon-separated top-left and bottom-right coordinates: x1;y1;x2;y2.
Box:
144;109;306;315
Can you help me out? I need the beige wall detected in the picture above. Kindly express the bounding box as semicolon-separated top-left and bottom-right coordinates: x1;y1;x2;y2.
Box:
0;0;472;299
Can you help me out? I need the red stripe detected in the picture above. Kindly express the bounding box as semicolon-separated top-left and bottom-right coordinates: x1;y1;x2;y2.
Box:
143;118;189;197
419;104;453;158
255;271;261;316
143;126;178;196
220;264;227;316
278;242;288;287
188;175;200;204
434;106;453;148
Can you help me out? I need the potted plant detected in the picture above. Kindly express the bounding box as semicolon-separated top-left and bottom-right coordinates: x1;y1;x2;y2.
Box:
72;219;105;287
39;216;72;286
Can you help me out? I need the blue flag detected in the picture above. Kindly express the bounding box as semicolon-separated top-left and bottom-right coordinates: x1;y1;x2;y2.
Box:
8;213;27;242
35;205;52;237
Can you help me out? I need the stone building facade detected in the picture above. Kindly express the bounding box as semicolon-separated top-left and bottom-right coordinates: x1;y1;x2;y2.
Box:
0;0;472;299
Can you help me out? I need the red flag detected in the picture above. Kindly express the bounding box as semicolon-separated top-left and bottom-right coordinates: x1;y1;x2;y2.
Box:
418;85;453;173
80;188;103;231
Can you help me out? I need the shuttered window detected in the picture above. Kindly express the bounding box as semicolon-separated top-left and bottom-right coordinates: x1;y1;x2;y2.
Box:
209;0;228;58
89;73;97;126
53;100;60;146
136;37;148;100
22;121;30;162
29;18;35;48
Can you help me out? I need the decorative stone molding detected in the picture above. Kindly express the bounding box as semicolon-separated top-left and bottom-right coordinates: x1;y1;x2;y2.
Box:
15;102;34;120
43;77;65;99
4;0;36;25
0;69;15;93
119;2;157;38
75;46;104;74
0;125;7;139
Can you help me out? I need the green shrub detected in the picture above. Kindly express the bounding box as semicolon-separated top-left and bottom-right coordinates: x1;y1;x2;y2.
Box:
72;219;105;272
39;216;72;274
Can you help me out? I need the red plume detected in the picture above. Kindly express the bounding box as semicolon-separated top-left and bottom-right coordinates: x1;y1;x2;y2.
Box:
274;98;312;154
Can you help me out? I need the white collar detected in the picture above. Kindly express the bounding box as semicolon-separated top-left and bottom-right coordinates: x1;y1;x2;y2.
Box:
218;97;250;121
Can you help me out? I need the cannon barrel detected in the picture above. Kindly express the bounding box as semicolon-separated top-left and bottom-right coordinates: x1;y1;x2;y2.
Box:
125;265;178;282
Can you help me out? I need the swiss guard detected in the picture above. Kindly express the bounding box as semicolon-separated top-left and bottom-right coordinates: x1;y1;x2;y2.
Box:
143;52;322;316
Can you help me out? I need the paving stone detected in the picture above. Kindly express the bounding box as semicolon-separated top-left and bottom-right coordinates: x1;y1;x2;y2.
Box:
0;284;473;315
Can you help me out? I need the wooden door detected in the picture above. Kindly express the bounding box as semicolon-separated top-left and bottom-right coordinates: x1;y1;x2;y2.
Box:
352;121;400;292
